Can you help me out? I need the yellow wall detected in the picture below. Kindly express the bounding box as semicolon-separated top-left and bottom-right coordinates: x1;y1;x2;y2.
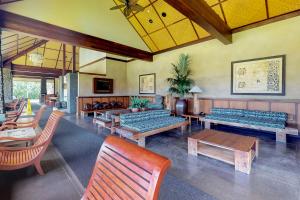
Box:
78;59;127;96
1;0;149;51
127;16;300;99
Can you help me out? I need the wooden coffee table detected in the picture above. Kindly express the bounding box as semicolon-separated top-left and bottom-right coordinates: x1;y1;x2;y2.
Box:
188;129;259;174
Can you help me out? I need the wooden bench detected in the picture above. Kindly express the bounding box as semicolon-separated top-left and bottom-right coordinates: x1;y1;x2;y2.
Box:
80;107;126;118
114;121;189;147
204;118;298;143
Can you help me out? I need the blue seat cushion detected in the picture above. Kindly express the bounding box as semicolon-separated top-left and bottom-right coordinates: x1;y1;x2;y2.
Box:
122;116;185;133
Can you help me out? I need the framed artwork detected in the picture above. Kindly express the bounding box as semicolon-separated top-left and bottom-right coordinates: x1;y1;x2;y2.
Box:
231;55;285;95
139;73;156;94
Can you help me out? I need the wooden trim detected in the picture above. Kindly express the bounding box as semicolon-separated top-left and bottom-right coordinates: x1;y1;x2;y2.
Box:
231;55;286;96
3;40;48;66
79;57;106;69
78;72;106;76
233;10;300;33
164;0;232;44
0;10;153;61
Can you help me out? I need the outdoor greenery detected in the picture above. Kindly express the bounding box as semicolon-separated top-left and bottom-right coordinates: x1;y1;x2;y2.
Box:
167;54;194;98
13;81;41;99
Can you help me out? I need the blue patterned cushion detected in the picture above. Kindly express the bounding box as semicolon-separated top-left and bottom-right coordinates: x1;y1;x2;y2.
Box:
120;110;170;124
122;116;185;133
206;108;287;129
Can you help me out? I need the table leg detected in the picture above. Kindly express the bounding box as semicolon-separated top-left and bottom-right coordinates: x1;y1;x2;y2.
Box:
234;150;252;174
188;138;198;156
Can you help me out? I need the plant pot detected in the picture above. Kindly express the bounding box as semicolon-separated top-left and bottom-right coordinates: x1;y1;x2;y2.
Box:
131;108;139;113
175;99;187;116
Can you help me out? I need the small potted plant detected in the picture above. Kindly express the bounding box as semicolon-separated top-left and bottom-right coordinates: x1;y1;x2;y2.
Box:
140;98;150;111
129;96;140;112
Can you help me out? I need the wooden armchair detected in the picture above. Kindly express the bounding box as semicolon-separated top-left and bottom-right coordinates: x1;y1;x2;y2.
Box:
5;101;26;122
5;99;19;111
0;111;64;175
0;105;47;131
82;136;171;200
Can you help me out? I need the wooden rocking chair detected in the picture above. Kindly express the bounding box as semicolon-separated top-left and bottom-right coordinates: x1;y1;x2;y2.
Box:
5;99;19;111
82;136;171;200
0;111;64;175
5;101;26;122
0;105;47;130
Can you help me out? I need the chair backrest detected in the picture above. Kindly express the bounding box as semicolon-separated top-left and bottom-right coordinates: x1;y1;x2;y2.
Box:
17;101;26;115
32;105;47;128
83;136;171;200
34;111;64;150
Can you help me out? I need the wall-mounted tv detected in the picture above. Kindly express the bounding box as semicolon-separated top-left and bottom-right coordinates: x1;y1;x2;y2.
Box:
93;78;113;94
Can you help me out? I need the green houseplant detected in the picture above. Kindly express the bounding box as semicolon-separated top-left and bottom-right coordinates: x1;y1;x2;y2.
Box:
140;98;150;111
167;54;194;115
129;96;141;112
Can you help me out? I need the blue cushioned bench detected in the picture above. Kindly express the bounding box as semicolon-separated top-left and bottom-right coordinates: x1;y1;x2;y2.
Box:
114;110;189;147
204;108;298;143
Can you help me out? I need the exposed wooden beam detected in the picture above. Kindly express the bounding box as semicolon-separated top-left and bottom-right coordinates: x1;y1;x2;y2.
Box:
0;10;153;61
12;71;58;78
164;0;232;44
72;46;76;73
3;39;48;66
9;64;73;77
0;0;22;5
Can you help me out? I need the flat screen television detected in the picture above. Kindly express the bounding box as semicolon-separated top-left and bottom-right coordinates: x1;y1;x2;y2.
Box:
93;78;113;94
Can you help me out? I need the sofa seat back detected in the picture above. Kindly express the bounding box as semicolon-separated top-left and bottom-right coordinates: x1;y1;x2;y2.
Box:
206;108;288;129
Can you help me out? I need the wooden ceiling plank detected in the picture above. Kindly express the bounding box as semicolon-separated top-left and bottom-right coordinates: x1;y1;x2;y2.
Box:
164;0;232;44
40;42;47;68
0;10;153;61
54;44;62;69
3;39;48;66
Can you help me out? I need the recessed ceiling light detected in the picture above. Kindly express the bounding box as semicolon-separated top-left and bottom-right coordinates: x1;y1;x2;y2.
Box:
149;19;153;23
162;12;167;17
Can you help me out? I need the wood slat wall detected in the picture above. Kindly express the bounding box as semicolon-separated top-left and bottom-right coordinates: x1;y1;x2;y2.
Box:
76;96;156;115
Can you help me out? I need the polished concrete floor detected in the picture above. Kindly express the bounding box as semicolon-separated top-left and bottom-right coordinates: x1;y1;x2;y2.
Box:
64;114;300;200
2;113;300;200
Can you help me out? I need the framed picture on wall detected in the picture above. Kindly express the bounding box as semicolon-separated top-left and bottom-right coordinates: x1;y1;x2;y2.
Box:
139;73;156;94
231;55;285;95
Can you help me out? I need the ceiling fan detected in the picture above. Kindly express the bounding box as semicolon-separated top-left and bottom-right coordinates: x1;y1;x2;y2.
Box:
110;0;144;17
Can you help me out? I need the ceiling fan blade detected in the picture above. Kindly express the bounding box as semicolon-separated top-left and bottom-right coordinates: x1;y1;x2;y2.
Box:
129;0;139;6
110;4;126;10
131;4;144;12
124;7;132;17
117;0;126;3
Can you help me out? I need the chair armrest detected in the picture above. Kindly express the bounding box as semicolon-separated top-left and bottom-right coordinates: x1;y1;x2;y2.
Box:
0;136;34;141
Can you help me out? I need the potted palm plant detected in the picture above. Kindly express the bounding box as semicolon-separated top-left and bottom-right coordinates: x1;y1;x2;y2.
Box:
167;54;194;115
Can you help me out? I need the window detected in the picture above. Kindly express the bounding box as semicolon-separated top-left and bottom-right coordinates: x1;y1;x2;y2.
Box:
46;79;55;95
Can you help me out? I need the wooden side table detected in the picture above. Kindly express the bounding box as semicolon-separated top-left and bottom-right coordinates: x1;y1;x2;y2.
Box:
182;113;206;127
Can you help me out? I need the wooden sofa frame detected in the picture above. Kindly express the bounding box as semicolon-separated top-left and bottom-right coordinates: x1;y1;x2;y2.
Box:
204;118;298;143
114;120;189;147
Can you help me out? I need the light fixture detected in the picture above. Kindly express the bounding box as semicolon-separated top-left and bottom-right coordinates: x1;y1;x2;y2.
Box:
29;53;43;65
189;86;203;115
189;86;203;93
